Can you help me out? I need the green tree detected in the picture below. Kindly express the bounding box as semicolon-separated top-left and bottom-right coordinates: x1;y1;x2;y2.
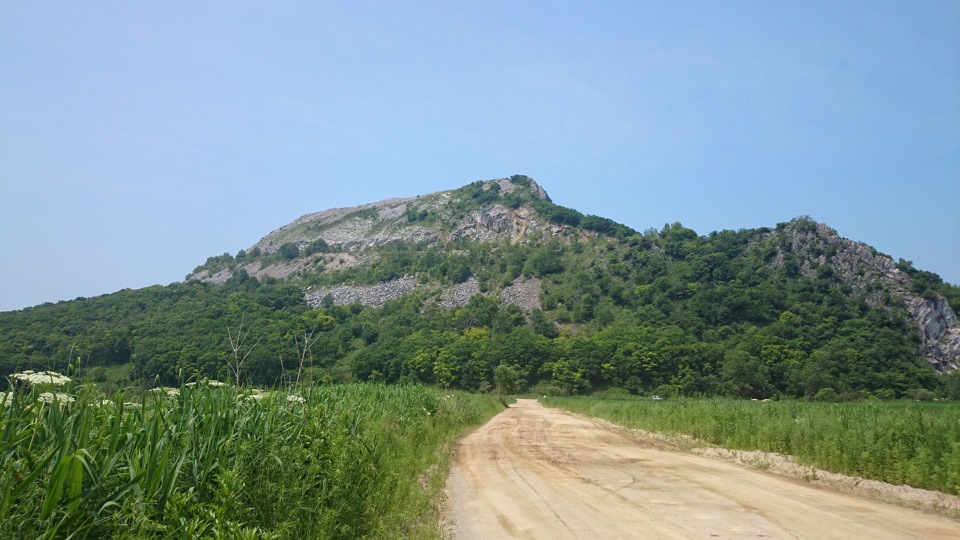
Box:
721;349;770;398
494;364;520;396
277;242;299;260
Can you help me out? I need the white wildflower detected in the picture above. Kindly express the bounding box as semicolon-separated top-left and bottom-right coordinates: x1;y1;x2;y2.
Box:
206;379;227;387
37;392;75;405
286;395;305;405
12;370;71;387
1;392;12;407
165;388;180;398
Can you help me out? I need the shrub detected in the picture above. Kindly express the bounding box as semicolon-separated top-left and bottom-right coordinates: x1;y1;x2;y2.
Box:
277;242;299;260
813;387;839;402
906;388;936;401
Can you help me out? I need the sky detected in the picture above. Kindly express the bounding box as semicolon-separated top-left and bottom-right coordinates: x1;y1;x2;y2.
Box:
1;1;958;312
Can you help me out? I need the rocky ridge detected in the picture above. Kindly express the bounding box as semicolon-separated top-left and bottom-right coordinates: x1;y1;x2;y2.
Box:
251;177;555;255
775;221;960;371
188;177;566;285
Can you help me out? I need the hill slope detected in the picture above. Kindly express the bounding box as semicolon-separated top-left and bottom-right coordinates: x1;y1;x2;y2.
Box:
2;176;959;399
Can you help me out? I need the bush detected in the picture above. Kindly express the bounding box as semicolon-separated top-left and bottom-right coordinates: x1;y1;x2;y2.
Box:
813;387;839;402
873;388;897;401
86;366;107;382
592;387;633;399
277;242;299;260
534;383;567;397
655;384;677;398
906;388;936;401
304;238;329;255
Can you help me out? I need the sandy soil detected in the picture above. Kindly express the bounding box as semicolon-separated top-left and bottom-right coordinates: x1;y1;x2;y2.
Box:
443;399;960;539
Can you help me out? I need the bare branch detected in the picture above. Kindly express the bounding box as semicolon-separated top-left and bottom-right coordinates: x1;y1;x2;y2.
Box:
227;311;262;388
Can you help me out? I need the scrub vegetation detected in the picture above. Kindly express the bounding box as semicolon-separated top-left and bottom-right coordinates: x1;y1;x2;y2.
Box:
544;396;960;495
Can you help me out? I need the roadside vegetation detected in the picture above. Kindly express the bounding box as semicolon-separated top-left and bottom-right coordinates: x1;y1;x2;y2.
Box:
0;370;504;539
543;396;960;495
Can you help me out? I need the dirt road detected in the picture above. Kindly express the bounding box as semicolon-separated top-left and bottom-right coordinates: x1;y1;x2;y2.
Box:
443;399;959;539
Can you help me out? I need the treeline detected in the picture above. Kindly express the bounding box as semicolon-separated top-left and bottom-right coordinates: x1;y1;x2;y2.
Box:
0;275;310;388
2;222;957;399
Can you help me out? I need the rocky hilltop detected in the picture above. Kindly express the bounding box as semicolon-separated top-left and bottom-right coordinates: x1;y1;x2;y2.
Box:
190;177;568;285
253;177;555;254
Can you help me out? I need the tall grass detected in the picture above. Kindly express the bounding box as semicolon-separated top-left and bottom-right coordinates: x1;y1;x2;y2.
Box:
0;380;502;539
543;397;960;495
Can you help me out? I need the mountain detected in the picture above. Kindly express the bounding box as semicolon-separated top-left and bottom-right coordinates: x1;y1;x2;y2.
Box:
189;175;960;373
2;176;959;399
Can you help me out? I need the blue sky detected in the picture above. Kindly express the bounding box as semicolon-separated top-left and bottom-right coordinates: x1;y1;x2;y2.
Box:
1;1;958;312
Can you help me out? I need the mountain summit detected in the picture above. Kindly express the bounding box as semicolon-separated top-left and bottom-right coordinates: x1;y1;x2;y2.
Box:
189;175;617;285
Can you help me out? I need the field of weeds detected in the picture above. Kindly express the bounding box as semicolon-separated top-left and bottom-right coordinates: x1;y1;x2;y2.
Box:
1;371;503;539
543;396;960;495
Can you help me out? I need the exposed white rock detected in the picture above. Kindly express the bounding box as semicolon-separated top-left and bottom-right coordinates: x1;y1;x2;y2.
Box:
500;278;542;314
304;276;420;308
438;277;482;309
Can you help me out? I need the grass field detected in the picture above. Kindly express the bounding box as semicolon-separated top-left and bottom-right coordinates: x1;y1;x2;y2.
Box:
1;375;504;539
543;396;960;496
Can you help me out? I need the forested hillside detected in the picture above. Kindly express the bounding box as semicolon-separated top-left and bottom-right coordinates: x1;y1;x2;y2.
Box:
3;177;959;400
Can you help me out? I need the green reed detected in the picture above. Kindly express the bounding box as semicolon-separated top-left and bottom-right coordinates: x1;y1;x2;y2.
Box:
543;396;960;495
0;380;503;539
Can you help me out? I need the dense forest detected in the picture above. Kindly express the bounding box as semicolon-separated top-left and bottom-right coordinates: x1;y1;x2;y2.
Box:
3;204;959;400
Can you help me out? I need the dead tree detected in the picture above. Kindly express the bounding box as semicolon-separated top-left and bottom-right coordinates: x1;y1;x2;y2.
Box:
227;312;262;388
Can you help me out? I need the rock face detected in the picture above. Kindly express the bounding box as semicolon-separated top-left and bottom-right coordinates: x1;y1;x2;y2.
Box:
255;194;443;255
251;177;556;256
304;276;420;309
909;296;960;371
776;221;960;372
451;205;568;243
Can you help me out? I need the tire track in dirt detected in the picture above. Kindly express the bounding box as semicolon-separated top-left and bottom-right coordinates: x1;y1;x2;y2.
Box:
443;399;960;539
